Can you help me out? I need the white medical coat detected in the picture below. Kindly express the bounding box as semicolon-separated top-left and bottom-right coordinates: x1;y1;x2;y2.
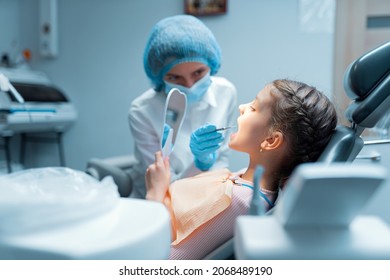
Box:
128;76;237;198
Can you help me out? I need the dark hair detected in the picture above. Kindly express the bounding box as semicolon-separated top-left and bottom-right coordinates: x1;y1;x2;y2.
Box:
269;79;337;187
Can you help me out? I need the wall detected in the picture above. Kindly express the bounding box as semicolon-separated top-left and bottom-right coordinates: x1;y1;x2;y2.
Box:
0;0;335;172
0;0;20;63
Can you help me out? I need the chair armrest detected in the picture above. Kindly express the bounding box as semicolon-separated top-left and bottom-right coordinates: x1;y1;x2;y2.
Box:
86;155;139;197
93;155;139;170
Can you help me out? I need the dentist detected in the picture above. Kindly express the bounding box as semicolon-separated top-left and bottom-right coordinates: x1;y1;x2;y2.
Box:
129;15;237;198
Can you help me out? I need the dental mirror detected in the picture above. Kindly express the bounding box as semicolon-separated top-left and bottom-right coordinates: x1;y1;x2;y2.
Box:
161;88;187;157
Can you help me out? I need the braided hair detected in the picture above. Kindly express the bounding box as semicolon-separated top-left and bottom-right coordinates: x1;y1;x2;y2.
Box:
269;79;337;187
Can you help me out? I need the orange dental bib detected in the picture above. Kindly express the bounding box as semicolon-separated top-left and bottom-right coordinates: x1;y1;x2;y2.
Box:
166;169;233;245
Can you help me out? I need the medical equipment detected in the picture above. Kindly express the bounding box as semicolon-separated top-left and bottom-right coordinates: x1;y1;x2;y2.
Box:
214;126;236;132
0;167;118;235
0;67;77;134
0;167;171;260
0;74;24;104
0;67;77;172
235;163;390;259
161;88;187;158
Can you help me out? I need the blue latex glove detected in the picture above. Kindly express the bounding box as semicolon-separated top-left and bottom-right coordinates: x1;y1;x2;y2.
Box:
190;124;224;171
161;123;170;148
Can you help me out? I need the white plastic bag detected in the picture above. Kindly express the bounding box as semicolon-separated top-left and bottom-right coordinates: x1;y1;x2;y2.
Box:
0;167;119;236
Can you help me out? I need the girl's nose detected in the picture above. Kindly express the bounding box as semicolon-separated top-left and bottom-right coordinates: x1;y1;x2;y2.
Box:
239;104;245;115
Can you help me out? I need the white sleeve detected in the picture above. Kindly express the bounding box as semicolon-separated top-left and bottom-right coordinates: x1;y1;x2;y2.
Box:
128;107;158;171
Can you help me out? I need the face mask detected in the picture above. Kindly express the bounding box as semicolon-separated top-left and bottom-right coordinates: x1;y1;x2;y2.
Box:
164;72;212;104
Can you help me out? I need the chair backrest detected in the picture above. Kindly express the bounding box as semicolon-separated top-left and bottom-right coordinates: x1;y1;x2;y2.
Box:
317;125;363;163
318;41;390;163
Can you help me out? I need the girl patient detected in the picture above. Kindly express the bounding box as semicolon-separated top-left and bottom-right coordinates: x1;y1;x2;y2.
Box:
145;79;337;259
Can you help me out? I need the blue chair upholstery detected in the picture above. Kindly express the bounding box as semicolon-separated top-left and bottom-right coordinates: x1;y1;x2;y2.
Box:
318;41;390;163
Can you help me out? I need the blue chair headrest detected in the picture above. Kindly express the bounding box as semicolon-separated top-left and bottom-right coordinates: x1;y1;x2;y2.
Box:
344;41;390;128
344;41;390;100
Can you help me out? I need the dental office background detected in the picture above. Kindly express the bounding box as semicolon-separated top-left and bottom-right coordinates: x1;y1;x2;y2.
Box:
0;0;389;222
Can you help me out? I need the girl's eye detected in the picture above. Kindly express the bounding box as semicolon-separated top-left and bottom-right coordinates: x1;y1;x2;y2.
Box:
249;101;256;111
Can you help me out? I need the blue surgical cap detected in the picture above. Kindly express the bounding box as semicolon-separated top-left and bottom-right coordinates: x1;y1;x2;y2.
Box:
143;15;222;91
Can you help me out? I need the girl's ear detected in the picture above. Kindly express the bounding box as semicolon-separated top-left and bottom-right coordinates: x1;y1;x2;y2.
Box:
260;131;284;151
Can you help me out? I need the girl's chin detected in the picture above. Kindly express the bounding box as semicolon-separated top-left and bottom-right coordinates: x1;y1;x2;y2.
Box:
228;133;237;149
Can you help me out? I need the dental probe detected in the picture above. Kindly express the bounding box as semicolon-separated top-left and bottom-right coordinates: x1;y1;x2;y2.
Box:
214;126;236;132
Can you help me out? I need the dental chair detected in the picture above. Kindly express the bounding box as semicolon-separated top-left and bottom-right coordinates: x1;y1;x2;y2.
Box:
235;162;390;259
234;41;390;259
206;40;390;260
85;41;390;259
318;40;390;164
